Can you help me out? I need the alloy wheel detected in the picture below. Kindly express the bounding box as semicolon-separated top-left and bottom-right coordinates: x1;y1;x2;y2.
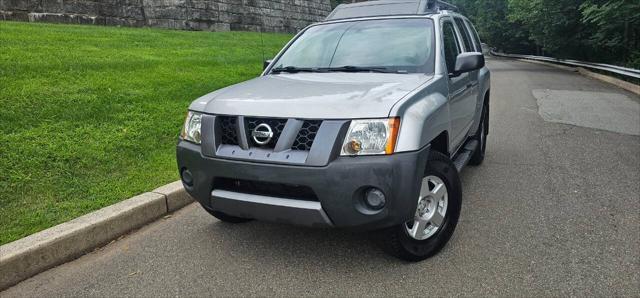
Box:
405;175;448;240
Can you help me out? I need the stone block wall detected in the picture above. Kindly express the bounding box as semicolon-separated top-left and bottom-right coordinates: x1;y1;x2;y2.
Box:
0;0;332;33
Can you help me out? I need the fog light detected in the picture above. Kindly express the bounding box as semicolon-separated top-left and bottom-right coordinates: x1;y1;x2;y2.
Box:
181;169;194;187
364;188;386;210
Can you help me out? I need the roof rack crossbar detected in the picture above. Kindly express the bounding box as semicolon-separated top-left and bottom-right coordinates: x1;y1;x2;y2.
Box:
426;0;458;11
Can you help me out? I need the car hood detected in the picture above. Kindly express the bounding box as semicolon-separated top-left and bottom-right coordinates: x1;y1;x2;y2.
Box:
190;73;432;119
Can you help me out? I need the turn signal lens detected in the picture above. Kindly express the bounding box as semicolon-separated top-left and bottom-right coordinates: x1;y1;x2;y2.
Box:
386;117;400;155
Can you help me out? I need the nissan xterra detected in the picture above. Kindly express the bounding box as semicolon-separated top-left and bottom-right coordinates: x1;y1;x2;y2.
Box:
177;0;490;261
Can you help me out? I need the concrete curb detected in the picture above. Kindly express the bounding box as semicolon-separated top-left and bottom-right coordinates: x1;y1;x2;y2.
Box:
515;58;640;96
152;181;194;212
516;58;577;72
577;67;640;96
0;181;193;290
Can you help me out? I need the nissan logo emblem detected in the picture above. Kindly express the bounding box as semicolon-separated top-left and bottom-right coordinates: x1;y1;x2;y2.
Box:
251;123;274;145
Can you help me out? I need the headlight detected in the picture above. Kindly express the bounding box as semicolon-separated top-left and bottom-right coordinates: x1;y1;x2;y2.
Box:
341;118;400;156
180;111;202;144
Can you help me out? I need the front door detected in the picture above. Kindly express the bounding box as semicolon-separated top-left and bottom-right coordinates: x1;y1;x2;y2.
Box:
442;19;473;151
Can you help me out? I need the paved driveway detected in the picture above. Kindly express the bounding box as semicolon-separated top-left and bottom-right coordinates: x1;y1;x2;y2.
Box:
3;59;639;297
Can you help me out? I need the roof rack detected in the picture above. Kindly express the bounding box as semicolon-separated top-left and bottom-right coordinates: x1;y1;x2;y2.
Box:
325;0;458;21
427;0;458;12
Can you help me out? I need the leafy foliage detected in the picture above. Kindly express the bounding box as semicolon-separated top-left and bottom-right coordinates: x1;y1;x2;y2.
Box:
451;0;535;54
449;0;639;67
580;0;640;67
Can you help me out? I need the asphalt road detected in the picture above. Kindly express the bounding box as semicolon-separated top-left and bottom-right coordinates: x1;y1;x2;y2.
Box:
4;58;639;297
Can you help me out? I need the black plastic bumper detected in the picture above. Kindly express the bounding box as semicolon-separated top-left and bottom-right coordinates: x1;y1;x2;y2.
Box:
177;141;430;231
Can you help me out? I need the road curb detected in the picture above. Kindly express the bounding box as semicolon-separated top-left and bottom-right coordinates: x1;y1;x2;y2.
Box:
515;58;640;96
577;67;640;96
0;181;194;291
516;58;577;72
153;181;194;212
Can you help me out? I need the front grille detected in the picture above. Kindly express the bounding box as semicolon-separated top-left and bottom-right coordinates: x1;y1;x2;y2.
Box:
219;116;238;145
216;116;322;151
245;117;287;148
213;178;319;201
292;120;321;151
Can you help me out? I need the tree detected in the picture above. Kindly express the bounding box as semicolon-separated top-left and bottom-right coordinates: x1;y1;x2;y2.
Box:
330;0;638;67
507;0;589;59
455;0;637;67
580;0;640;67
451;0;535;54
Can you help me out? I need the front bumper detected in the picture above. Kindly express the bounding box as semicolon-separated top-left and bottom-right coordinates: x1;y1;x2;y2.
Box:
177;141;430;231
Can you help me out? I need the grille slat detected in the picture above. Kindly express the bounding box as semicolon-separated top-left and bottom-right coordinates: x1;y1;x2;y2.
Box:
292;120;321;151
219;116;238;145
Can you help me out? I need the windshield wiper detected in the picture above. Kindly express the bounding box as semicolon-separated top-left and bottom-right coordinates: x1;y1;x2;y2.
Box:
321;66;402;73
271;66;325;73
272;65;404;74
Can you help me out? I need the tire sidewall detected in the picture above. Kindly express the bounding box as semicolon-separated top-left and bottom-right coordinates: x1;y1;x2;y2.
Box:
391;151;462;261
480;104;488;153
470;104;488;164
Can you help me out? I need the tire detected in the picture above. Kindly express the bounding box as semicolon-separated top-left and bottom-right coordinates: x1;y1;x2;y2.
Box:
200;204;252;223
469;101;488;166
379;151;462;262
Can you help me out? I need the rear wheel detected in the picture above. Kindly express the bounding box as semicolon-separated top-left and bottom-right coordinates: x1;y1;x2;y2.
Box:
200;204;252;223
380;151;462;262
469;102;488;166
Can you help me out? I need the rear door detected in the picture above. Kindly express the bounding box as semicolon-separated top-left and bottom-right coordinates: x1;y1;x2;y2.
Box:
441;18;471;151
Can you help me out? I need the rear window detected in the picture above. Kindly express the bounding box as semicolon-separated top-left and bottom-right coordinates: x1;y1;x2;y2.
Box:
464;19;483;52
454;17;474;52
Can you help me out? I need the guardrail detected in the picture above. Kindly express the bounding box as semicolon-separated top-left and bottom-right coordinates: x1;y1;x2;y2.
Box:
490;51;640;80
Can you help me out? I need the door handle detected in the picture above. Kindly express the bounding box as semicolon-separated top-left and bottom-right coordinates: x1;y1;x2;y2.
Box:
466;83;474;88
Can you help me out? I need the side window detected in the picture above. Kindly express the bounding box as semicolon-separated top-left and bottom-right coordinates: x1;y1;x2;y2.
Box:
454;17;473;52
465;19;483;52
442;21;461;74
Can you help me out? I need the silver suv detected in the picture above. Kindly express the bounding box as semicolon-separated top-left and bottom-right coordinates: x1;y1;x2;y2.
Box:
177;0;490;261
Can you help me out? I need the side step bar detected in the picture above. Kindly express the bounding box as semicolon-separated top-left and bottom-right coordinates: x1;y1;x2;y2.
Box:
452;139;478;172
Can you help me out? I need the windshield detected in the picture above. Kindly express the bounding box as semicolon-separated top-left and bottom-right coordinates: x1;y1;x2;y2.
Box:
271;18;435;74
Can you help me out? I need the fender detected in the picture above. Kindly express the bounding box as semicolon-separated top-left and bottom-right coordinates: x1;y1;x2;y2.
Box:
391;75;451;153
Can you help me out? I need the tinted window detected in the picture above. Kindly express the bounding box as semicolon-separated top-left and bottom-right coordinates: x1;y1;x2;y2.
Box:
442;21;460;73
273;19;436;74
464;19;482;52
454;18;473;52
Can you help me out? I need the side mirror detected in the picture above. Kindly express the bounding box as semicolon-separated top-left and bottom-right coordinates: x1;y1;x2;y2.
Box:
263;59;273;71
452;52;485;76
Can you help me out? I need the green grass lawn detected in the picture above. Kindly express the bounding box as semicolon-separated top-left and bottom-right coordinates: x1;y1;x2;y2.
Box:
0;21;292;245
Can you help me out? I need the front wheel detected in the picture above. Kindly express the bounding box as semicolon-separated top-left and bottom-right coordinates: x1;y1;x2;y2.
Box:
379;151;462;262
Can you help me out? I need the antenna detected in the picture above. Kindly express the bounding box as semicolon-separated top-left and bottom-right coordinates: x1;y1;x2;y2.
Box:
259;26;266;64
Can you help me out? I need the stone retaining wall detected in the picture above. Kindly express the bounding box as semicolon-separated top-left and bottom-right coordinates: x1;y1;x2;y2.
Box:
0;0;331;33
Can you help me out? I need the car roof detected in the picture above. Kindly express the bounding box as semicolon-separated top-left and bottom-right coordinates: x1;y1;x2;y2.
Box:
325;0;459;21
